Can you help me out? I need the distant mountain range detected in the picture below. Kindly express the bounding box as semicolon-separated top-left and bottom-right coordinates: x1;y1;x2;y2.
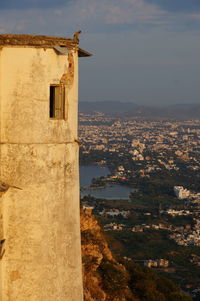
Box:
79;101;200;119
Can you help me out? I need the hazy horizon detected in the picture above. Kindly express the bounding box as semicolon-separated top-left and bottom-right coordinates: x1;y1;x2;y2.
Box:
79;100;200;107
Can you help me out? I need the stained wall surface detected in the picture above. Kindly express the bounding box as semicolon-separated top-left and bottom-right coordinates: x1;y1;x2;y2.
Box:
0;46;83;300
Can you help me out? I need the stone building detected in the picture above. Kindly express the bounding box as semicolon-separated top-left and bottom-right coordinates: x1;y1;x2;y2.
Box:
0;34;91;300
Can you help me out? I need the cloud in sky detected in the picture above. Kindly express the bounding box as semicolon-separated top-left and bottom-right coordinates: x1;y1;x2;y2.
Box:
144;0;200;13
0;0;200;35
104;0;167;25
0;0;173;35
0;0;71;10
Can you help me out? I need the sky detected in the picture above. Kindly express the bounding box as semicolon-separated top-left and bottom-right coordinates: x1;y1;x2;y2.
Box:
1;0;200;105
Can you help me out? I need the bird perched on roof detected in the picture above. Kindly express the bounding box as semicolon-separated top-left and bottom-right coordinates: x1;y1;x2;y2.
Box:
0;181;22;194
73;30;81;44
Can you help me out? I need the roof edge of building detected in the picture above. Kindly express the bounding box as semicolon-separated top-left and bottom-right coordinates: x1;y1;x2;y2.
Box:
0;34;92;57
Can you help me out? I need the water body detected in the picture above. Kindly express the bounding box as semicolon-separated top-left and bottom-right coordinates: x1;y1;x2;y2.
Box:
80;165;110;187
80;165;135;200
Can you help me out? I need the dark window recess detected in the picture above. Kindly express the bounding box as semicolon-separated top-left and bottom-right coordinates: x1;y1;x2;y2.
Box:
49;85;65;119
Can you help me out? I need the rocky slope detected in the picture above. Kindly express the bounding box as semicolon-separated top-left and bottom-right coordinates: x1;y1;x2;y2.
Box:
81;209;136;301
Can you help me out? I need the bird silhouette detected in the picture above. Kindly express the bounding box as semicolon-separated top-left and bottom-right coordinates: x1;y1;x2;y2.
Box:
73;30;81;44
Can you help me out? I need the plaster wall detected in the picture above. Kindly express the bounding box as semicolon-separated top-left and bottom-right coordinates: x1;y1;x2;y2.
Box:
0;46;83;300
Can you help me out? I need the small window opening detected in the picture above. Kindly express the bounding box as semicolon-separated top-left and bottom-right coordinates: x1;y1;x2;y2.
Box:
49;85;65;119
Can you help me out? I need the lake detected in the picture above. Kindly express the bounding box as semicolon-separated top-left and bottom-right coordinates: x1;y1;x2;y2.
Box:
80;165;135;200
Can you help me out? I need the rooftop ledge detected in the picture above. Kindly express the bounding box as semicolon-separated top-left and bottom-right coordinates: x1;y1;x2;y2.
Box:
0;34;92;57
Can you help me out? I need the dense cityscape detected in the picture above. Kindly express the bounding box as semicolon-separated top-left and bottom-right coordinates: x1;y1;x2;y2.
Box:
80;111;200;175
79;111;200;298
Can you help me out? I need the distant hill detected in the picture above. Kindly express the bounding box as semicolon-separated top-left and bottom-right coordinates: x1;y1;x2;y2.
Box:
79;101;137;114
79;101;200;119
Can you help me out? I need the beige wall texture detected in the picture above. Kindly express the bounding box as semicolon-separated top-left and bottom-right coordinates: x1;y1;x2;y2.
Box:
0;46;83;300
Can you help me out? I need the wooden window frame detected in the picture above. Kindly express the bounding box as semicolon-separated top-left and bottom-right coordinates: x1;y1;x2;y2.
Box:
49;84;65;120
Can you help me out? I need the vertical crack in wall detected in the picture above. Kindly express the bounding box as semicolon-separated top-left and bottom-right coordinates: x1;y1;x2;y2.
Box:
60;51;75;120
60;51;75;89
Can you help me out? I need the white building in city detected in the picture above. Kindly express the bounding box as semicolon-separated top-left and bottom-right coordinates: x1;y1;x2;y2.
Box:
174;186;190;199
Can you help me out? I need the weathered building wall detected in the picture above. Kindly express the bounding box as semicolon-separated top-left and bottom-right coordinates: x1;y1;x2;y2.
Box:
0;46;83;300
